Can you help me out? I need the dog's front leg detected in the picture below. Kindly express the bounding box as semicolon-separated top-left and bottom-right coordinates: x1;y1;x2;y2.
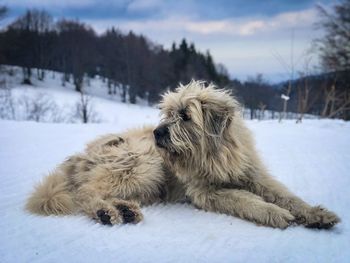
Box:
186;186;294;229
250;172;340;229
75;184;143;225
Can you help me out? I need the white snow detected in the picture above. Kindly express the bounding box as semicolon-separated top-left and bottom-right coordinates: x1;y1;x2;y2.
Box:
0;119;349;263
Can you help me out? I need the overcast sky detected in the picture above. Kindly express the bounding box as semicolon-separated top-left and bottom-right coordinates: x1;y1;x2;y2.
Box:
2;0;333;82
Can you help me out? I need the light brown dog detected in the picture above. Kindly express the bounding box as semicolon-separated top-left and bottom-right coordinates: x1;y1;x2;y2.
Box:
26;81;340;229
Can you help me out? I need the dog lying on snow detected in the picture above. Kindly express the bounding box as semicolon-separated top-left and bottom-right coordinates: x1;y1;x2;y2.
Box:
26;80;340;229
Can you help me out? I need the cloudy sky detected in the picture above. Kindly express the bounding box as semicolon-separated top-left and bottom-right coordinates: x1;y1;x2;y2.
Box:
2;0;333;82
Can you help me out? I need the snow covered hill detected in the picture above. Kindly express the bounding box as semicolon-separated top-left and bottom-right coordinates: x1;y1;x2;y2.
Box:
0;66;315;123
0;66;157;123
0;119;349;262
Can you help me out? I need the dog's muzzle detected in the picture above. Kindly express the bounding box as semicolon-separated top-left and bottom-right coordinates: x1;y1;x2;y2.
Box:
153;125;169;148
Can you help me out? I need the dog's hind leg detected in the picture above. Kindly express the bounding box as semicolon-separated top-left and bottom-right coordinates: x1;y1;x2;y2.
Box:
187;186;295;229
26;170;75;216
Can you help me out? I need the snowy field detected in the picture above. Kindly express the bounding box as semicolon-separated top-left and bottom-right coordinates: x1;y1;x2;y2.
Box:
1;119;349;263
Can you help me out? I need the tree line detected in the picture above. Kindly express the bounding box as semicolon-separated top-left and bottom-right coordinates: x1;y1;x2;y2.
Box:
0;9;230;104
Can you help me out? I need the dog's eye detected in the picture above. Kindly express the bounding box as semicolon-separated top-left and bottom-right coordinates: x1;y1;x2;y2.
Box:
179;109;190;121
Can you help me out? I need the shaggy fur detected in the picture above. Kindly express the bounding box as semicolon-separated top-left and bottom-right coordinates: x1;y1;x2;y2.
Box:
26;80;340;229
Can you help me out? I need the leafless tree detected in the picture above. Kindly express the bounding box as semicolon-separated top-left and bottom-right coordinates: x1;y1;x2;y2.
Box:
18;93;62;122
321;79;350;118
316;0;350;120
258;102;266;120
316;1;350;72
0;79;15;119
73;88;99;123
296;54;319;123
272;30;301;122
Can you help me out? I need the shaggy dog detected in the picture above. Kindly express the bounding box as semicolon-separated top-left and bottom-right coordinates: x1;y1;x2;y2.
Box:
26;81;340;229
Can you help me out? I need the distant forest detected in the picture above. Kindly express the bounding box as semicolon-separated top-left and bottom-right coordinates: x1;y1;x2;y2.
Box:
0;9;230;103
0;4;349;120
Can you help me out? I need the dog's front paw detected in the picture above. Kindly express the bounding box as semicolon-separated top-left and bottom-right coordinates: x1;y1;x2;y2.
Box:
95;207;122;225
112;200;143;224
304;206;340;229
116;205;137;223
96;209;112;225
267;206;295;229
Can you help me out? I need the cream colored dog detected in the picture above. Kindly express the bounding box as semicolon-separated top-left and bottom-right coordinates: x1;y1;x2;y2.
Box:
27;81;340;229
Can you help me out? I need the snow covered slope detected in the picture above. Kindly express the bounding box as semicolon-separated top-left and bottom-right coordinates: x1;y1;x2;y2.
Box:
1;66;156;123
0;119;349;262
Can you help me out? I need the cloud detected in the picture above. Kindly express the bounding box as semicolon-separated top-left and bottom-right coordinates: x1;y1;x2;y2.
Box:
3;0;97;9
186;21;230;34
86;8;318;38
238;21;266;36
185;8;318;36
127;0;163;12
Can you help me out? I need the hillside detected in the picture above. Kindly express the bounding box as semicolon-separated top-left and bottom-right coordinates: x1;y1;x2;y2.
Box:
1;66;317;122
0;66;158;124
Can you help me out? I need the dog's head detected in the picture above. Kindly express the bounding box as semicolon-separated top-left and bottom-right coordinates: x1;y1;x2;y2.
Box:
154;80;240;167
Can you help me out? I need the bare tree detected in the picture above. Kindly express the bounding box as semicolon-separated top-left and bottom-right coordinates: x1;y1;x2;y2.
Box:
321;79;350;118
0;79;15;120
18;93;61;122
272;30;300;122
316;1;350;71
73;88;99;123
258;102;266;120
0;85;67;123
296;54;319;123
316;1;350;120
328;91;350;118
321;82;336;117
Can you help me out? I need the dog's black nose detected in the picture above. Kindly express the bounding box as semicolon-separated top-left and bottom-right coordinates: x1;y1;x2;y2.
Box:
153;125;169;140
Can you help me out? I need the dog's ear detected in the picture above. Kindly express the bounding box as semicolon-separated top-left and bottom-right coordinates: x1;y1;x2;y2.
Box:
200;89;236;138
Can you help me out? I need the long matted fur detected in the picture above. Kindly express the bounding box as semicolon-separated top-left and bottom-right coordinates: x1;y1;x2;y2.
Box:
26;81;340;229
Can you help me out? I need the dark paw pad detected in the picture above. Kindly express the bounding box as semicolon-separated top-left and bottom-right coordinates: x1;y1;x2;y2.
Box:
306;221;336;230
116;205;136;223
96;209;111;225
306;222;322;229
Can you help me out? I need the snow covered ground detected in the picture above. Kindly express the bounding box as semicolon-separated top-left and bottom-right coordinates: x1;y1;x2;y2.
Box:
1;119;349;262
